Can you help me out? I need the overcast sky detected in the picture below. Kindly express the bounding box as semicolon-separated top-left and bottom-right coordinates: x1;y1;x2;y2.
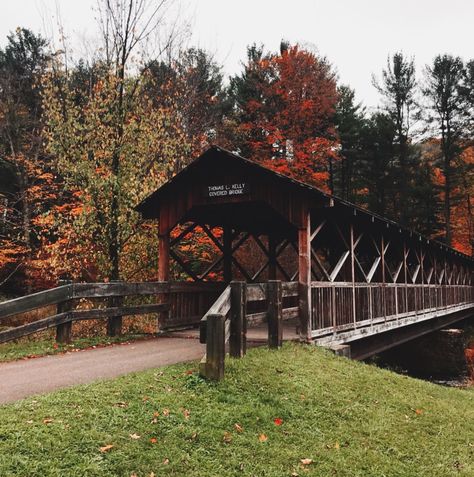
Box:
1;0;473;107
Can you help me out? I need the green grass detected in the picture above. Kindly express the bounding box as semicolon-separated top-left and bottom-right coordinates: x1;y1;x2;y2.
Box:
0;343;473;477
0;334;153;362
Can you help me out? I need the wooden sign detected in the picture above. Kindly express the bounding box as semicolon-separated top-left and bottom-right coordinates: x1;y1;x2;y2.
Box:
206;182;249;198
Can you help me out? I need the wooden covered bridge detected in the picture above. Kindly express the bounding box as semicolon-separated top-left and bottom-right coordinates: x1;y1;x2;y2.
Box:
1;145;473;380
136;146;474;373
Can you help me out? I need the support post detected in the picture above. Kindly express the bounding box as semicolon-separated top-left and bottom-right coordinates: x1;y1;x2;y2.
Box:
230;281;247;357
223;226;232;283
201;313;225;380
298;209;312;341
158;232;170;282
56;279;73;344
268;235;277;280
267;280;283;348
107;280;123;337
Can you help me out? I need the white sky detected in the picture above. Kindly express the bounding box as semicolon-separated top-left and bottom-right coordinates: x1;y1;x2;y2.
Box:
1;0;473;108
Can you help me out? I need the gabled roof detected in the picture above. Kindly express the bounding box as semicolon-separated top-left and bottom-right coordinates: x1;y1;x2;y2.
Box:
136;145;473;263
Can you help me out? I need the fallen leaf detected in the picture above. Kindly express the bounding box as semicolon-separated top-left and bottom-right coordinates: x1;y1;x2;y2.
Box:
162;408;170;417
258;433;268;442
43;418;54;424
273;418;283;426
26;420;33;424
234;423;243;433
129;433;141;440
183;409;190;420
300;458;313;466
114;401;128;408
99;444;114;453
223;431;233;443
150;438;158;444
415;409;423;415
163;458;169;465
334;441;340;450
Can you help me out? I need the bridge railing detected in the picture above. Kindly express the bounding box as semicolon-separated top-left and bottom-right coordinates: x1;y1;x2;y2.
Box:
311;282;474;338
198;281;299;380
0;281;223;344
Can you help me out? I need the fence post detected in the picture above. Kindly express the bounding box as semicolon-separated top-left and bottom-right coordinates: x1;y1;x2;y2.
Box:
56;279;73;344
267;280;283;348
230;281;247;358
107;280;123;337
201;313;225;380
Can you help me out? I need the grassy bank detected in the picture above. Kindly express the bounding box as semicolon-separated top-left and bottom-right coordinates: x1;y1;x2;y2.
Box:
0;343;473;476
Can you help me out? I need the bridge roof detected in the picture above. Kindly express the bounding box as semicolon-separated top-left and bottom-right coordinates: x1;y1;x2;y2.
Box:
136;145;473;263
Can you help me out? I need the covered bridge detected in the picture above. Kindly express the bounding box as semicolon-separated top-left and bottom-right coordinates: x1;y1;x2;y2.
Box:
137;146;474;360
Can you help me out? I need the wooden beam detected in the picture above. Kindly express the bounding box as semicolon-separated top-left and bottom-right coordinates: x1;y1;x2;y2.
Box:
267;280;283;348
298;210;312;341
223;226;232;282
230;281;247;357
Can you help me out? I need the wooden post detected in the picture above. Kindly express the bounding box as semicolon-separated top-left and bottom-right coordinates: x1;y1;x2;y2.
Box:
350;223;356;326
202;313;225;380
268;235;277;280
56;279;73;344
298;209;312;341
107;280;123;337
267;280;283;348
230;281;247;357
223;226;232;283
158;232;170;282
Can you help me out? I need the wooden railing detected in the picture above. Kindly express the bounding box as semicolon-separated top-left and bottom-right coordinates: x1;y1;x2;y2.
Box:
0;281;222;344
311;282;474;338
199;280;299;380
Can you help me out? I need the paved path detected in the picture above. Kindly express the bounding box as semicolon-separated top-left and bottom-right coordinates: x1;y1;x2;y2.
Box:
0;337;204;405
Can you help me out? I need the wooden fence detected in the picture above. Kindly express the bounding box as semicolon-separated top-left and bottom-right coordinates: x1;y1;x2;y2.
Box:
311;282;474;338
0;281;222;344
198;280;299;380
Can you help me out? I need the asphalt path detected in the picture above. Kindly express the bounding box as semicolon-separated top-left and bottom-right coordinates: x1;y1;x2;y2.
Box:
0;336;204;405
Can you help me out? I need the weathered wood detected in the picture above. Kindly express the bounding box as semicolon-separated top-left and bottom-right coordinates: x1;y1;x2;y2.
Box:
0;285;71;321
0;312;70;344
200;313;225;380
223;226;233;282
267;280;283;348
72;303;169;321
230;281;247;357
200;286;231;343
56;280;73;343
72;281;169;298
246;283;267;302
298;210;311;341
107;281;123;337
281;281;299;297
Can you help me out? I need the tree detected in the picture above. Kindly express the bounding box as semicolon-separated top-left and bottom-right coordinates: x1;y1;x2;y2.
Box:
40;0;189;282
373;52;417;225
146;47;230;165
333;85;366;201
422;55;469;246
0;28;50;291
229;43;339;190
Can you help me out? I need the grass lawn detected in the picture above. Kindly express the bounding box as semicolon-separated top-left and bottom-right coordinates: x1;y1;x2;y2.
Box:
0;343;473;477
0;334;154;362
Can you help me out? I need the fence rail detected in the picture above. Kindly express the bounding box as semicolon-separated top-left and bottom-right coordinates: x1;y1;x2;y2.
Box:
0;281;223;344
199;280;299;380
311;282;474;338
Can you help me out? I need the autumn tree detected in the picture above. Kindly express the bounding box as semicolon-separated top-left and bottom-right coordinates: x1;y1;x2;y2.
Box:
40;0;189;282
229;42;339;190
0;28;51;291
